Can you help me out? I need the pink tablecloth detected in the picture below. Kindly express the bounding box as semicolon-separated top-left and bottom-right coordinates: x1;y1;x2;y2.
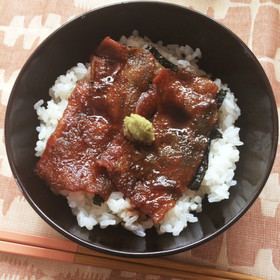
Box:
0;1;279;279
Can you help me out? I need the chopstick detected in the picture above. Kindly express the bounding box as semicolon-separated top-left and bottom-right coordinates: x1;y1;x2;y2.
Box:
0;239;220;280
0;229;266;280
0;240;75;263
76;247;266;280
74;252;225;280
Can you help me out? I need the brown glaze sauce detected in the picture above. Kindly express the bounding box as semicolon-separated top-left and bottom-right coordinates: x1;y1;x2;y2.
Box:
36;37;218;223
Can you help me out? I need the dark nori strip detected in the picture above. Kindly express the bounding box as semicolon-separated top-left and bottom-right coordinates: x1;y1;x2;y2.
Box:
217;89;227;108
93;194;104;206
210;128;223;139
146;45;178;72
210;122;222;139
188;146;209;191
188;122;222;191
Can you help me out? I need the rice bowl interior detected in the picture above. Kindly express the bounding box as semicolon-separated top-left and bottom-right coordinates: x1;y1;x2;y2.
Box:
34;31;243;237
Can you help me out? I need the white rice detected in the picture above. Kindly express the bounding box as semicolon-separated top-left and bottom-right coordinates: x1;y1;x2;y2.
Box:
34;30;243;237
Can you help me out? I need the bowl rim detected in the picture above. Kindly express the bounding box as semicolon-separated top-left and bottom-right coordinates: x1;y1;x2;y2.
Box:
4;1;279;257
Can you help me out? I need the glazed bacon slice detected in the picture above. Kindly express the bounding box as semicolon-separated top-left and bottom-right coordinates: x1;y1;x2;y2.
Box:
98;69;218;223
36;81;116;198
151;70;218;193
90;37;156;124
36;38;155;199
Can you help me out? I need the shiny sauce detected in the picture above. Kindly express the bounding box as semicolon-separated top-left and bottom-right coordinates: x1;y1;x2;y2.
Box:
36;37;218;223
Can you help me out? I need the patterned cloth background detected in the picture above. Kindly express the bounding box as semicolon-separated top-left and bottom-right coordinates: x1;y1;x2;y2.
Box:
0;0;279;279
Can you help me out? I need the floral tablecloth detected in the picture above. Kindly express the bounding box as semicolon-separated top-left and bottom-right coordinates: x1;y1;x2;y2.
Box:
0;0;279;279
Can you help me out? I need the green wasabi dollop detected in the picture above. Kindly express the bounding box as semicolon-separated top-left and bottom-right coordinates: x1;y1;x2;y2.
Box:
124;114;155;145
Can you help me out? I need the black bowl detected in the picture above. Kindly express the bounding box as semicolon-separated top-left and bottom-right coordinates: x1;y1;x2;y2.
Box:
5;2;278;257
